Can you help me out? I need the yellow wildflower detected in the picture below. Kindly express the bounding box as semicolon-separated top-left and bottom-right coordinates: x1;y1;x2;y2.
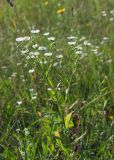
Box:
109;115;114;120
57;8;65;14
53;131;60;138
44;1;48;6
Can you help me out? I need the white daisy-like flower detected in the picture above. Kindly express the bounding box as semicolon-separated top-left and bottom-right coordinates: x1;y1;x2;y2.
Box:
56;54;63;59
68;41;76;45
79;36;86;41
76;45;83;50
32;44;38;48
17;63;21;66
44;60;48;64
76;50;83;55
16;36;30;42
43;32;50;36
33;52;40;56
47;87;52;91
17;101;22;105
24;128;30;136
44;52;52;57
102;11;107;17
53;62;58;67
103;37;108;41
29;52;40;57
110;10;114;15
32;96;37;100
31;29;40;34
21;49;29;54
84;41;91;46
16;128;20;133
109;17;113;22
29;88;34;92
38;46;47;51
48;37;55;41
67;36;76;40
53;61;61;68
28;69;35;73
26;56;30;59
12;72;17;77
1;66;7;69
39;60;48;64
31;92;37;100
92;49;98;55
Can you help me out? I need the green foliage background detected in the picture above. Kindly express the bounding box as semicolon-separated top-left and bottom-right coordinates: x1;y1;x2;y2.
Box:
0;0;114;159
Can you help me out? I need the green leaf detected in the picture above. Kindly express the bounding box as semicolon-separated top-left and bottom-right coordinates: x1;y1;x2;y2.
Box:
64;111;74;129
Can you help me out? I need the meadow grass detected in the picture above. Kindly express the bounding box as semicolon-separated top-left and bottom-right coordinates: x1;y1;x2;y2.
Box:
0;0;114;159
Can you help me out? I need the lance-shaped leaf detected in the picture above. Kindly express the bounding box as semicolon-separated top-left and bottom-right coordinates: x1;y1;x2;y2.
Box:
64;111;74;129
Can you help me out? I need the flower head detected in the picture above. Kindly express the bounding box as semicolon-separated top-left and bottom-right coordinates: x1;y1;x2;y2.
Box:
16;36;30;42
57;8;65;14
